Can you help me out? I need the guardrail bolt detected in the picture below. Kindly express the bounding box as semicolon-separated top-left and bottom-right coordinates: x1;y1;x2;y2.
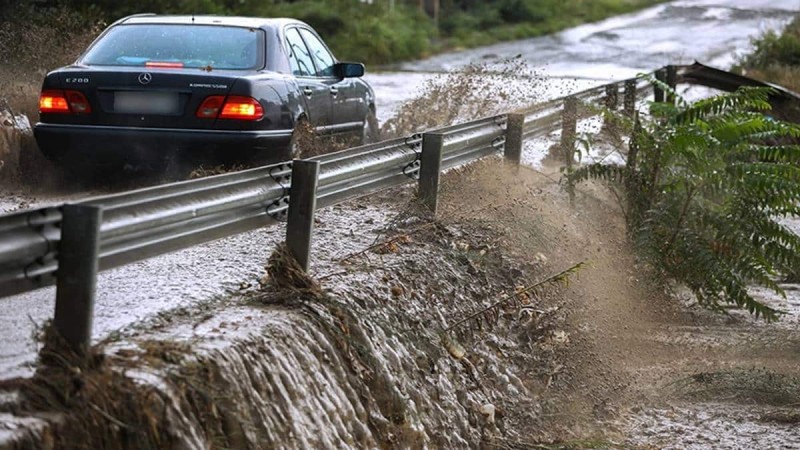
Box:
624;80;637;117
654;68;667;103
286;160;321;272
53;204;103;357
666;65;678;104
504;113;524;165
419;132;445;216
561;97;578;206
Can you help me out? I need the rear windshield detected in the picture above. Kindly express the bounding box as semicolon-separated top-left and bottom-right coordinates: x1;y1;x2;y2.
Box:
82;24;264;70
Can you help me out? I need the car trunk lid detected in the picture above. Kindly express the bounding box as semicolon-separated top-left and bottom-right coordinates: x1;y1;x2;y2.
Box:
49;67;241;129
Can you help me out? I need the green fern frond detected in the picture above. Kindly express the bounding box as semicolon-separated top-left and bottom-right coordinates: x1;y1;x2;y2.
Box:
751;145;800;163
639;72;687;108
711;116;780;144
570;164;627;184
674;86;773;125
572;84;798;321
736;162;800;181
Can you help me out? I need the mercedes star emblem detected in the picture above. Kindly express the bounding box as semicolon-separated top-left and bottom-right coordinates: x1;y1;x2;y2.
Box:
138;73;152;85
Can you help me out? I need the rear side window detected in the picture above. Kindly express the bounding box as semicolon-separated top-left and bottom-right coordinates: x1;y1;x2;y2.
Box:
298;29;335;77
82;24;264;70
285;28;314;77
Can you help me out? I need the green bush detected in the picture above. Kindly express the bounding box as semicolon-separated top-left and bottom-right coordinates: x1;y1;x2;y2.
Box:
573;85;800;321
7;0;666;66
741;17;800;69
497;0;549;24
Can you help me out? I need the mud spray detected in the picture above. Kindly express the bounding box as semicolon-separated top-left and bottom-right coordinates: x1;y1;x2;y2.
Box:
381;57;549;138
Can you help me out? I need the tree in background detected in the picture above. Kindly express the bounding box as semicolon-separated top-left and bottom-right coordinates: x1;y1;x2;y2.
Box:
0;0;665;65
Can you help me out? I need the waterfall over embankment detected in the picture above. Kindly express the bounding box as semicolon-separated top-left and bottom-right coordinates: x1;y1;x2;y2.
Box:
2;162;593;449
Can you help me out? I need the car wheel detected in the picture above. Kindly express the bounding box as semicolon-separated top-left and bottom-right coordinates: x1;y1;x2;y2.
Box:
360;108;380;145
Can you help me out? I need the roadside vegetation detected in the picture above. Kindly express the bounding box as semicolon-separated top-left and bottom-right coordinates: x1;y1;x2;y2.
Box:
573;85;800;320
1;0;665;67
737;14;800;93
570;16;800;320
737;16;800;283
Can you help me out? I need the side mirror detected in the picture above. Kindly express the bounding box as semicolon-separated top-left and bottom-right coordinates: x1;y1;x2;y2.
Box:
335;62;365;79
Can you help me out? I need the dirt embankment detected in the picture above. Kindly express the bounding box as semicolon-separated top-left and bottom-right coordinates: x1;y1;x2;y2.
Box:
450;161;800;448
1;159;799;449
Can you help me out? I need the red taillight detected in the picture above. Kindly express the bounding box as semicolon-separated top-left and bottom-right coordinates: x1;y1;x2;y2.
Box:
39;90;91;114
65;90;91;113
145;61;185;68
196;96;225;119
39;90;70;114
196;95;263;121
219;96;263;120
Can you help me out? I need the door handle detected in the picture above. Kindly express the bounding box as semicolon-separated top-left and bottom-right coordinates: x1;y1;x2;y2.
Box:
330;87;339;96
303;88;313;97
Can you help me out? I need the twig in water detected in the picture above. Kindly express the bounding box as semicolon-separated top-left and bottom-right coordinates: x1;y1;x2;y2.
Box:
443;261;585;333
338;222;435;263
89;402;132;430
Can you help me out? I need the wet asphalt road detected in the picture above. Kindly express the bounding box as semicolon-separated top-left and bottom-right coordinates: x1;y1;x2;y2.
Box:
1;0;798;379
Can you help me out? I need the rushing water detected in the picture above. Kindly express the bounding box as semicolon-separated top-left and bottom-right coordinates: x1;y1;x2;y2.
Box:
2;0;796;386
366;0;799;120
2;1;800;447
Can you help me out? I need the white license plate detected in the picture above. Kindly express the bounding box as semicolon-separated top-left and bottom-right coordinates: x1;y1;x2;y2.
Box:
114;91;179;114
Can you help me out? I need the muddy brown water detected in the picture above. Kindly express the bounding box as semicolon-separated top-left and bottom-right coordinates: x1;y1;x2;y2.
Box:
2;1;800;448
2;160;798;448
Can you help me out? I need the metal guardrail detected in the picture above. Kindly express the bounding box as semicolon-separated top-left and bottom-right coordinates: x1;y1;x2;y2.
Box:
0;114;509;299
3;64;723;355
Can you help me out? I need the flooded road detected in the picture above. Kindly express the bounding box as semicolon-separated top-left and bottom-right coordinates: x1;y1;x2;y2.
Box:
1;0;798;389
366;0;798;120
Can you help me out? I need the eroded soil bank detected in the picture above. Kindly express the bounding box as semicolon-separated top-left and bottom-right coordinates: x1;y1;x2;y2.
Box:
1;159;799;449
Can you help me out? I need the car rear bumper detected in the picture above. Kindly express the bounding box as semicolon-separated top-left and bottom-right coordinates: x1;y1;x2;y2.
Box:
34;123;294;165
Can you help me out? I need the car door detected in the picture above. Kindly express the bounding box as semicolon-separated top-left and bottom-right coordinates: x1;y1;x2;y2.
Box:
297;28;361;135
285;27;331;130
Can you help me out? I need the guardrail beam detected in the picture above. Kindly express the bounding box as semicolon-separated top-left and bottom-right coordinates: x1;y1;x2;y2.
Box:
53;204;102;357
419;132;445;215
286;160;321;272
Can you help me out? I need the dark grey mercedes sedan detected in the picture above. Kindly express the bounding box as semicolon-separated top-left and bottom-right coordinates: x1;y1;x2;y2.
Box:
34;14;377;171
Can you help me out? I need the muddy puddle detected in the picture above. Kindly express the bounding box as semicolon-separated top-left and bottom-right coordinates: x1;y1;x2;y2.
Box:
626;403;800;449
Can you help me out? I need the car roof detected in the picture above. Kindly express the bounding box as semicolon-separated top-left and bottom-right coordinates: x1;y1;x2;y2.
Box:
117;14;304;30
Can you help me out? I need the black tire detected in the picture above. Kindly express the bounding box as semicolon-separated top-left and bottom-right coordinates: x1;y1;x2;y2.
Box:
360;107;380;145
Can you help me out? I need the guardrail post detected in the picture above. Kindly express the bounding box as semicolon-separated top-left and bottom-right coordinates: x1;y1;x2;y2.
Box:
604;84;619;111
561;97;577;205
604;84;619;129
419;132;444;216
626;111;642;225
666;65;678;104
624;80;637;117
504;113;524;165
53;204;102;357
654;68;667;102
286;160;320;272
